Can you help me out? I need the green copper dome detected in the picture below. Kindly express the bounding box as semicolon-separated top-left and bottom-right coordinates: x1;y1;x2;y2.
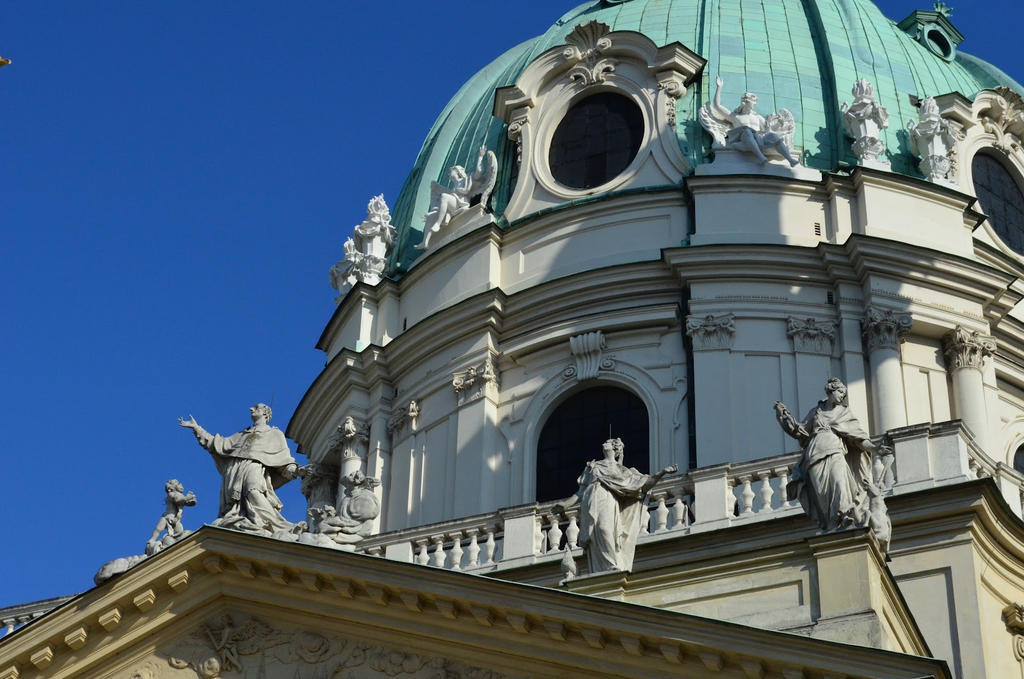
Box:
389;0;1022;270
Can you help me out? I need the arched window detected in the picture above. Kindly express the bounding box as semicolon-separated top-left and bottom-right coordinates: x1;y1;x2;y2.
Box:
548;92;644;190
1013;444;1024;475
972;153;1024;255
536;386;649;502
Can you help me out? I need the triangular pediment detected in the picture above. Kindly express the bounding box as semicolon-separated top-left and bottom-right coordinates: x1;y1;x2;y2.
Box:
0;527;951;679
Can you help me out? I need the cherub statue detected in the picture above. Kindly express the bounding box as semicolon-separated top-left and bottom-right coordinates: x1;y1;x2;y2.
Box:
699;75;799;166
414;145;498;250
308;470;382;544
145;479;197;556
907;96;958;182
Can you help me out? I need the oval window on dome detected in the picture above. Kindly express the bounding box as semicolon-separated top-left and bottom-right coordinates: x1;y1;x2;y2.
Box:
972;153;1024;255
548;92;644;190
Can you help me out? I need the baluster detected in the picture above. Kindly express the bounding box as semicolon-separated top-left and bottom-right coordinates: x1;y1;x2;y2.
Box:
726;477;737;516
414;538;429;566
738;475;755;515
669;491;688;529
534;515;544;555
465;528;481;568
653;493;669;532
429;535;446;567
774;466;793;508
565;514;579;549
547;513;563;552
757;471;774;513
968;457;980;479
639;500;651;536
449;532;464;570
483;526;497;565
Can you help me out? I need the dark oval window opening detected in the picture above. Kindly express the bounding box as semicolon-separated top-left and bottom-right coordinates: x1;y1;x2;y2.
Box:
536;385;649;502
549;92;644;190
926;29;952;59
972;153;1024;256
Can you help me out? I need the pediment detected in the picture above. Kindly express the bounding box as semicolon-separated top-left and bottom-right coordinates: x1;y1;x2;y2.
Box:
0;527;950;679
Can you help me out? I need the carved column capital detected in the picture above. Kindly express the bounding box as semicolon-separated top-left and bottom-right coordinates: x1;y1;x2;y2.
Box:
452;354;500;404
942;325;996;371
861;308;912;352
787;317;837;355
686;313;736;351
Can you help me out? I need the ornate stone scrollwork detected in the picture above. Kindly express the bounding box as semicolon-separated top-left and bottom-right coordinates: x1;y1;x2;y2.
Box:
942;325;996;371
562;21;616;86
141;614;505;679
977;86;1024;156
686;313;736;351
841;79;890;167
564;331;612;381
907;96;958;183
388;400;420;437
786;317;837;355
452;355;500;404
329;195;396;303
861;308;912;352
1003;603;1024;664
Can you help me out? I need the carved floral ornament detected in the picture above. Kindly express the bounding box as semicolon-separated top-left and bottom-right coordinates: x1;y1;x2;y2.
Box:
942;325;996;371
138;614;504;679
977;86;1024;156
563;21;616;87
452;355;500;402
787;317;837;355
861;308;912;352
685;313;735;351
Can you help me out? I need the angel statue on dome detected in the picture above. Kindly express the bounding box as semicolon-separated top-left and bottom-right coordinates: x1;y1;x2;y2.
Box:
415;145;498;250
699;75;800;167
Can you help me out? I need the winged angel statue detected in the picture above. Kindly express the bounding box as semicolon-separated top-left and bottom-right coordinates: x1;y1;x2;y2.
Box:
415;145;498;250
699;76;800;167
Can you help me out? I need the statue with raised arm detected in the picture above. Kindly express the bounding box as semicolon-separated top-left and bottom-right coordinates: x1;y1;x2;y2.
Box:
774;378;894;551
555;438;678;574
179;403;302;535
414;145;498;250
145;479;197;556
699;75;800;166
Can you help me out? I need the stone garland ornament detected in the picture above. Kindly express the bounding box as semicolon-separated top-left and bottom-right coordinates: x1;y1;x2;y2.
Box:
131;614;506;679
907;96;958;183
841;79;890;168
699;75;800;166
329;194;396;303
553;438;677;574
415;145;498;251
94;479;198;585
773;378;894;554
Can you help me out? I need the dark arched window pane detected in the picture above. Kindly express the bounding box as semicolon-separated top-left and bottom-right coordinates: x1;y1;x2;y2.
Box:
536;386;649;502
1014;445;1024;475
549;92;644;190
972;153;1024;255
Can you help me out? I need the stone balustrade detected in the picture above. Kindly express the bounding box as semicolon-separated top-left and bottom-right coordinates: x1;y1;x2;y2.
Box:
0;595;75;638
360;420;1024;573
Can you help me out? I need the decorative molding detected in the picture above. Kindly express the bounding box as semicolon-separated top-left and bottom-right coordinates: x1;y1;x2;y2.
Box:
657;72;687;128
1003;603;1024;663
152;614;505;679
786;317;837;355
861;308;912;352
388;401;420;437
977;86;1024;156
686;314;736;351
452;355;500;404
562;21;616;87
564;331;612;381
942;325;996;371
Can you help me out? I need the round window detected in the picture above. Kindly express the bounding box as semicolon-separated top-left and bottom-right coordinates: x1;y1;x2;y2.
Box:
925;28;953;59
548;92;644;190
972;153;1024;256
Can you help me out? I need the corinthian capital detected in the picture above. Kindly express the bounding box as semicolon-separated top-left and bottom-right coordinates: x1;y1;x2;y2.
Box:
942;326;996;371
862;308;912;352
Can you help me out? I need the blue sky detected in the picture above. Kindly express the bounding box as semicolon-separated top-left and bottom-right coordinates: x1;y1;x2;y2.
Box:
2;1;1020;608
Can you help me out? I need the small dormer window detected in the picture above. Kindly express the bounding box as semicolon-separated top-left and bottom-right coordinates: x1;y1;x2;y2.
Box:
549;92;644;190
897;6;963;63
972;152;1024;255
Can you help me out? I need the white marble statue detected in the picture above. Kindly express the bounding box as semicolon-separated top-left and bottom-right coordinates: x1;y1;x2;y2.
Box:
305;470;381;545
146;479;197;556
699;75;800;166
329;195;396;302
414;145;498;250
774;378;893;551
555;438;677;574
841;79;889;166
179;403;303;535
907;96;957;183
